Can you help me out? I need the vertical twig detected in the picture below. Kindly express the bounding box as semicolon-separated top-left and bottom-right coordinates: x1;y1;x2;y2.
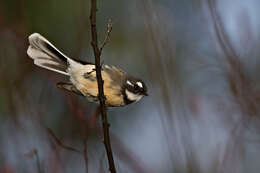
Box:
25;149;43;173
83;139;88;173
83;106;101;173
207;0;252;172
100;19;113;52
47;105;101;173
89;0;117;172
34;149;43;173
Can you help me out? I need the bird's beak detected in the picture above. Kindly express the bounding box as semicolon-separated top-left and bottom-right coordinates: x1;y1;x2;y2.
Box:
143;92;148;96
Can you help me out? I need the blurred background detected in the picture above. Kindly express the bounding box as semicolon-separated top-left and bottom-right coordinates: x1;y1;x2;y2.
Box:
1;0;260;172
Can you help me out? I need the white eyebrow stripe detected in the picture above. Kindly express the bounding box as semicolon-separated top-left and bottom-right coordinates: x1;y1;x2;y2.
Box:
136;82;143;88
127;80;134;86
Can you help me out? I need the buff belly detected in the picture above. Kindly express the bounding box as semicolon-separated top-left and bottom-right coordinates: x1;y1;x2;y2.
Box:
68;64;125;107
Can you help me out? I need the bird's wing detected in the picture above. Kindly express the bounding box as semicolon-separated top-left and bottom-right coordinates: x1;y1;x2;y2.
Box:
56;82;84;97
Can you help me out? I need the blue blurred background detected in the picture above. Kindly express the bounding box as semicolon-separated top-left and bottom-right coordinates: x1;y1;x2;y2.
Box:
1;0;260;172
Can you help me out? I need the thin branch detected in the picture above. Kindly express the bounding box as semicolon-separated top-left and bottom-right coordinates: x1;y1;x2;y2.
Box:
100;19;113;53
207;0;239;60
82;106;101;173
25;149;43;173
89;0;117;172
83;139;88;173
47;128;81;153
207;1;254;172
34;149;43;173
88;106;101;129
207;0;259;117
47;105;101;173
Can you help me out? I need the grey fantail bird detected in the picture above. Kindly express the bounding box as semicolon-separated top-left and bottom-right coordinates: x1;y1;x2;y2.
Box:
27;33;148;107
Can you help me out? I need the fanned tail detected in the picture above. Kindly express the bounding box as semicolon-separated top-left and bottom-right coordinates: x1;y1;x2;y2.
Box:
27;33;70;75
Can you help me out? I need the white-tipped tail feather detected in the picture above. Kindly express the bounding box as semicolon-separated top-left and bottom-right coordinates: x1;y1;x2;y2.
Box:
27;33;70;75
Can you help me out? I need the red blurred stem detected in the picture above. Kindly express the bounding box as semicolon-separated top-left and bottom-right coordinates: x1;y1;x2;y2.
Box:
47;128;81;153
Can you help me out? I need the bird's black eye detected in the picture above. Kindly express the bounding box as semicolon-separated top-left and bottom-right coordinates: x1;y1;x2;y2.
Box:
133;85;139;90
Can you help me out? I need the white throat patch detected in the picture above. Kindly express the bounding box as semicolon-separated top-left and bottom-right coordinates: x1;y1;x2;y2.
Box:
125;89;143;102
